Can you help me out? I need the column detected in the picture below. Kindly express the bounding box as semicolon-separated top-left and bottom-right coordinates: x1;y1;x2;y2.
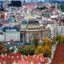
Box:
38;32;41;38
26;32;29;43
23;34;25;42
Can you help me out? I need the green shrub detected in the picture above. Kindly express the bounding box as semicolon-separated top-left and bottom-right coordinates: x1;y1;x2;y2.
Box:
7;48;14;54
34;45;51;58
18;45;35;55
43;51;51;58
54;35;64;44
35;45;44;54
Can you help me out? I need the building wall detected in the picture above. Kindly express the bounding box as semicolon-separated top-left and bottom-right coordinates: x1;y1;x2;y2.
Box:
21;29;51;43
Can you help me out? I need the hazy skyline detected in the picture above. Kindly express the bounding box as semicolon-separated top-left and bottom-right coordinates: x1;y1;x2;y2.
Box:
0;0;64;2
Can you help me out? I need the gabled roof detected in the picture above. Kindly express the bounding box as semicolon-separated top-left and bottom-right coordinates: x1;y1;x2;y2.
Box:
22;20;39;25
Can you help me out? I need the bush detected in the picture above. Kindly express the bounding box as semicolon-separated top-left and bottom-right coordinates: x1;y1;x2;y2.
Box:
54;35;64;44
35;45;51;57
18;44;51;57
35;45;44;54
43;51;51;58
18;45;35;55
18;36;53;57
0;43;8;54
7;47;15;54
43;45;51;58
43;37;53;46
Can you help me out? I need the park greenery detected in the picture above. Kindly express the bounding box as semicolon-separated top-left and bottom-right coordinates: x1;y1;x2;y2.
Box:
0;35;64;58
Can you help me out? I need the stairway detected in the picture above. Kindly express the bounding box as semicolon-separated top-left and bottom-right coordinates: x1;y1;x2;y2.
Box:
51;44;64;64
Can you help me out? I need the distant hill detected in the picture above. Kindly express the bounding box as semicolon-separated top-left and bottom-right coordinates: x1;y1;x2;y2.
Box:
50;0;64;3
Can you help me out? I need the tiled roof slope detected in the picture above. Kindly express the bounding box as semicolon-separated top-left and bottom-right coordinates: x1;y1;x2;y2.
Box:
51;44;64;64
